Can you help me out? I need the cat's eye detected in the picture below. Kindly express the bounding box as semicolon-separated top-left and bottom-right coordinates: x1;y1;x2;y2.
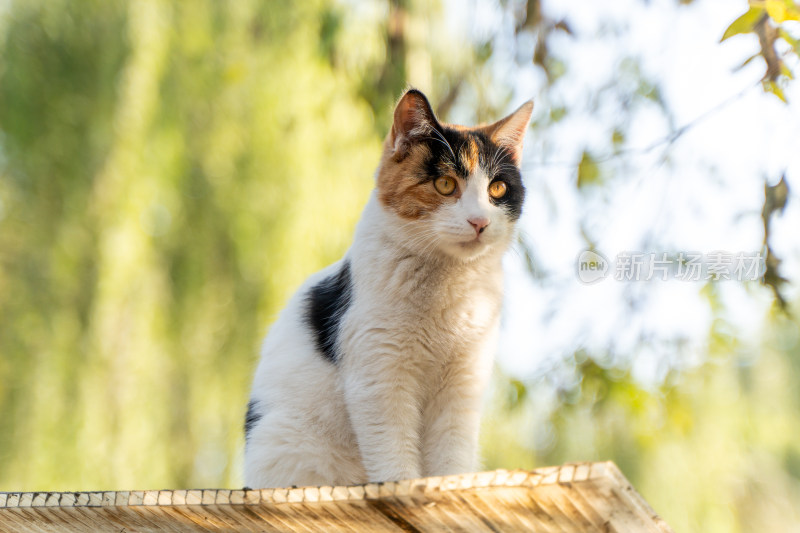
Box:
488;181;507;199
434;176;457;196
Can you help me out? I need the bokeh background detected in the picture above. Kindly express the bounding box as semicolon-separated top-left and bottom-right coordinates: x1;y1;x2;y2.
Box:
1;1;799;531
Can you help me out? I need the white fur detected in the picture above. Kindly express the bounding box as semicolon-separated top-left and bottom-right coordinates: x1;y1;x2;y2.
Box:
244;169;517;488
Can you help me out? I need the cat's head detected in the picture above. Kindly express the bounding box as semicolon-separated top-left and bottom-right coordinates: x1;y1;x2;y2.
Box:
376;89;532;261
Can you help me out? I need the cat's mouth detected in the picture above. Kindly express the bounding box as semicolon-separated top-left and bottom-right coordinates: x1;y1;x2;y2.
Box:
450;236;493;260
459;237;484;249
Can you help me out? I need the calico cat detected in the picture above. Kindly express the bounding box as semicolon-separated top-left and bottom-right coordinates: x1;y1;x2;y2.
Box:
244;89;532;488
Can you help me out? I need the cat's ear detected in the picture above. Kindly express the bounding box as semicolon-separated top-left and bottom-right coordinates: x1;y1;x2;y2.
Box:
485;100;534;167
390;89;438;156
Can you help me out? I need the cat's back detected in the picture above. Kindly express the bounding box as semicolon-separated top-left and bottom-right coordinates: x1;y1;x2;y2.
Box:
245;259;365;487
247;259;353;443
252;259;349;378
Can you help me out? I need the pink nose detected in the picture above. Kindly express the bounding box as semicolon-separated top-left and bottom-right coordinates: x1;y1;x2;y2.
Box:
468;216;490;235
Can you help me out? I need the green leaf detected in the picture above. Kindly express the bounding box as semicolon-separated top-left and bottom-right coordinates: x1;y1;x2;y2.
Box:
766;0;788;22
577;151;601;188
506;379;528;409
787;0;800;21
721;7;765;42
549;106;568;123
612;129;625;147
766;0;800;22
735;53;761;71
763;79;788;102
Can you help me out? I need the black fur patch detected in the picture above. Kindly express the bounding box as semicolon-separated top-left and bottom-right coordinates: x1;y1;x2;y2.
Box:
244;399;262;441
484;144;525;220
306;261;352;364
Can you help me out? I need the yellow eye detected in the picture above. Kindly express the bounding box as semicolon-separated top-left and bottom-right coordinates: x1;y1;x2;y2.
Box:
488;181;507;199
434;176;456;196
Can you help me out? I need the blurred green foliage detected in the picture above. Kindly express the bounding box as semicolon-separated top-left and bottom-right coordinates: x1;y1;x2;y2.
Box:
721;0;800;101
1;2;799;532
482;307;800;532
0;0;381;490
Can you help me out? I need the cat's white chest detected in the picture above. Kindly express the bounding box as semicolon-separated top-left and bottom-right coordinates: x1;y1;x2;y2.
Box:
345;251;502;368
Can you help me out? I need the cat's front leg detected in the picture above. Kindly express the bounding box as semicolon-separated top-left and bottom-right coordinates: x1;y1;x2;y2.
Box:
420;366;484;476
421;334;496;477
341;346;423;482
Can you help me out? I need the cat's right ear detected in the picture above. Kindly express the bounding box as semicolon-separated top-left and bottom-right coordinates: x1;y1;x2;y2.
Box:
390;89;438;157
484;100;534;167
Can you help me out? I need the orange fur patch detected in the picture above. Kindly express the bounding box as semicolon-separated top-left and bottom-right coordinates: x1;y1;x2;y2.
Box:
377;139;448;220
459;137;479;174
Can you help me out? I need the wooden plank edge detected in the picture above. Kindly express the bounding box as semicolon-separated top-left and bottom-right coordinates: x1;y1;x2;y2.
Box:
0;462;649;509
598;461;675;533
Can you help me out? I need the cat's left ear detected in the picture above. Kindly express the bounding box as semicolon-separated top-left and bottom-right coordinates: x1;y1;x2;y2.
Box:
390;89;439;156
485;100;534;167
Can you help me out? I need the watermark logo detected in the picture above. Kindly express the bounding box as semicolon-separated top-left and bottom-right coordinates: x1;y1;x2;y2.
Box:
576;250;765;284
577;250;610;284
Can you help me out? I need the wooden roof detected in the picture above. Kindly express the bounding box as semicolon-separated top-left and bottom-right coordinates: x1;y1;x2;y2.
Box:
0;461;673;532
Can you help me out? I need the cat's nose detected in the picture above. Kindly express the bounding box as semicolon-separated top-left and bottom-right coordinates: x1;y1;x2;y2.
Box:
468;216;490;236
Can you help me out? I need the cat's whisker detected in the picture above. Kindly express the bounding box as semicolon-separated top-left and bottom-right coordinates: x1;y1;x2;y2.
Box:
429;127;457;163
494;161;518;172
400;231;442;258
489;148;503;174
394;231;438;256
487;147;501;174
423;135;453;160
490;149;514;176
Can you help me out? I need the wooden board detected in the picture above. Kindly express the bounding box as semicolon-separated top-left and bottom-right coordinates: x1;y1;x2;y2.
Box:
0;462;673;532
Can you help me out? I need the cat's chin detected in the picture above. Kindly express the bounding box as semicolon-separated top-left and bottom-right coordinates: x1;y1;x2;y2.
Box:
441;239;494;261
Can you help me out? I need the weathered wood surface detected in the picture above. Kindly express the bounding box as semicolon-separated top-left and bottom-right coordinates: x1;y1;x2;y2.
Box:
0;461;673;532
